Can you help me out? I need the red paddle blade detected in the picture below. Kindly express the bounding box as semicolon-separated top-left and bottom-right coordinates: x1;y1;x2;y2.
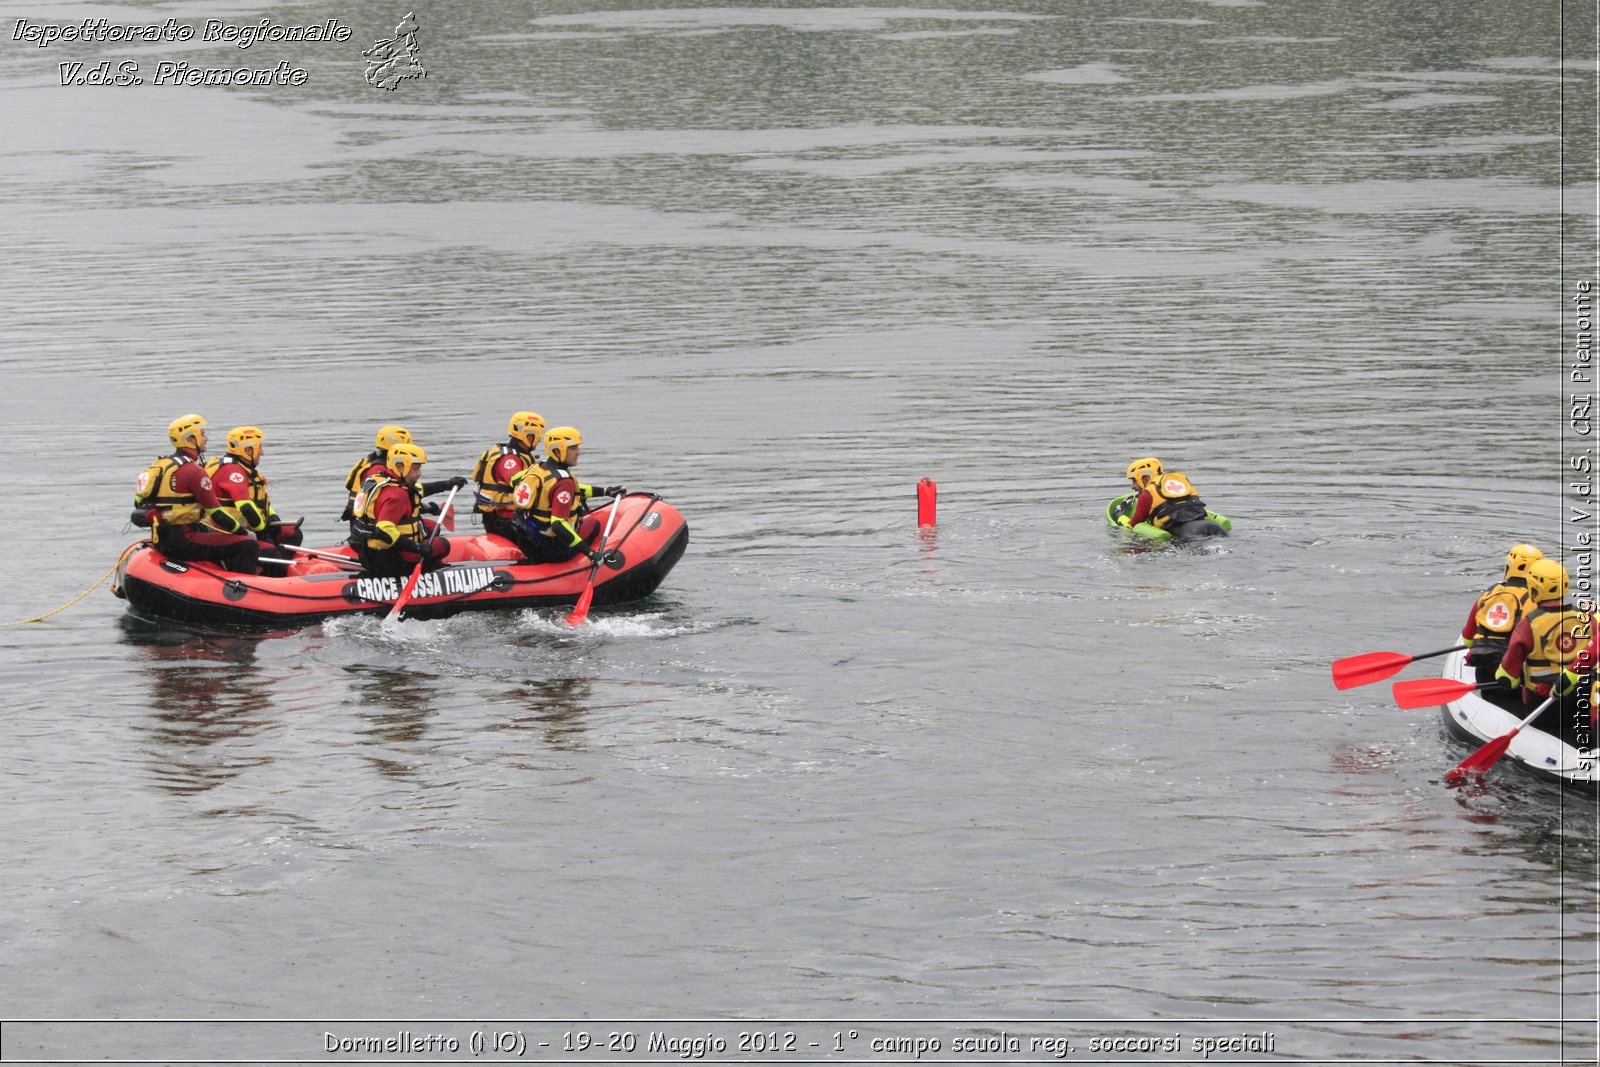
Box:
1444;732;1516;784
386;564;424;621
1391;677;1481;709
1332;650;1413;690
565;585;595;628
441;504;455;532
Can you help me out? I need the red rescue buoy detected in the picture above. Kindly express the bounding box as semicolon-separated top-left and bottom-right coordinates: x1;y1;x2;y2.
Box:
917;478;937;527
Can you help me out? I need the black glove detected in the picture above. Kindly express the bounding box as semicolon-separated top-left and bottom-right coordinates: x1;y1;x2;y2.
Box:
130;509;153;529
396;537;422;554
236;500;267;532
586;548;605;565
421;501;442;515
450;476;468;490
602;485;627;498
206;507;245;535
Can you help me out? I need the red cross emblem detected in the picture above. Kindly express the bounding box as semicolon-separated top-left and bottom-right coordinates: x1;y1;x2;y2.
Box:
1485;603;1511;629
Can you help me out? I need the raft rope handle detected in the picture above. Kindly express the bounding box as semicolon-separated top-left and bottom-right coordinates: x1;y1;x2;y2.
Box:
167;559;354;604
502;493;661;589
600;491;657;548
4;540;146;626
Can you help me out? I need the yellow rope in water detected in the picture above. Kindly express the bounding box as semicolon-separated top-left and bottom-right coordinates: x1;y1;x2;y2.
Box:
4;541;145;626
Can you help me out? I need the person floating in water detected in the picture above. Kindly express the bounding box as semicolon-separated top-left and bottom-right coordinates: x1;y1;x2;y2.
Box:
1115;457;1227;539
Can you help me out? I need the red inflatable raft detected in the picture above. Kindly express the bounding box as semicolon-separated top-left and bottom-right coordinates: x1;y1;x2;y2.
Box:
116;494;689;629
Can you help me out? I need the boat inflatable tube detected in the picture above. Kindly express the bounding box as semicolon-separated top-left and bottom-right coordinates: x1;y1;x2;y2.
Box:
1105;493;1231;542
1436;648;1597;794
116;494;688;629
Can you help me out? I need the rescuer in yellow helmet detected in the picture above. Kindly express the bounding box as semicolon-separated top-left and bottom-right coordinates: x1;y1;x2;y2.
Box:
132;414;259;574
505;426;627;563
340;424;414;523
1125;456;1163;488
1117;457;1212;531
1459;544;1542;702
348;442;465;577
204;426;304;559
1110;457;1162;528
473;411;545;539
1496;558;1598;744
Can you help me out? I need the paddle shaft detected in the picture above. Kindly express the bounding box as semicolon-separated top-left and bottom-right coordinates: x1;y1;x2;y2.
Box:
1446;694;1559;783
257;554;360;570
196;508;300;537
1503;693;1559;737
425;484;462;554
565;494;627;627
386;483;463;622
283;544;361;563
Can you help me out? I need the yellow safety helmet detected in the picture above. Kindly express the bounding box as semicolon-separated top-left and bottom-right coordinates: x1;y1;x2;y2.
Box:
374;424;412;452
543;426;582;464
386;442;427;480
167;413;208;451
1125;456;1163;485
1525;558;1569;604
508;411;546;450
1503;543;1543;582
226;425;264;465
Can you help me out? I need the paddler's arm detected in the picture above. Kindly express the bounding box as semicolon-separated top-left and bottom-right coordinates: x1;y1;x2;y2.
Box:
549;516;586;549
1572;629;1600;676
1494;618;1535;690
210;464;269;531
550;480;605;562
1127;490;1153;526
370;489;420;552
1460;597;1481;644
1561;626;1600;697
421;476;469;496
176;462;247;534
372;522;420;553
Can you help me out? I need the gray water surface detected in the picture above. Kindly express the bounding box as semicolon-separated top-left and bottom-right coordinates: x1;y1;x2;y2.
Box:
1;0;1595;1062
